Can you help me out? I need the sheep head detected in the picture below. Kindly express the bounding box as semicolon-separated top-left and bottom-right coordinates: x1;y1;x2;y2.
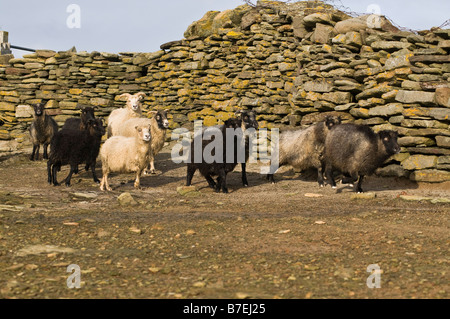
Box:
378;130;400;156
33;103;46;117
149;109;170;129
235;110;258;131
119;92;146;112
135;125;152;142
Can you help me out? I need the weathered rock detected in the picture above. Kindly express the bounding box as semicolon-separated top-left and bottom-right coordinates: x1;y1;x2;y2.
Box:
398;136;435;147
435;87;450;107
117;192;139;207
395;90;436;105
368;103;403;117
402;155;438;170
436;136;450;148
303;80;334;93
409;169;450;182
310;23;335;44
177;186;199;196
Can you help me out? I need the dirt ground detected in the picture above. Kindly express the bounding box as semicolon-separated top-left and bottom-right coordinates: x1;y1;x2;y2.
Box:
0;142;448;299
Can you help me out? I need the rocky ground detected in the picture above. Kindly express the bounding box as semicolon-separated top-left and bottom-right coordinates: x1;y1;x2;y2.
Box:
0;143;448;299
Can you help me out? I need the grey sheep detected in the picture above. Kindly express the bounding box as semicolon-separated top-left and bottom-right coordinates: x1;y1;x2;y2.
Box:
29;103;59;161
267;115;341;187
323;123;400;193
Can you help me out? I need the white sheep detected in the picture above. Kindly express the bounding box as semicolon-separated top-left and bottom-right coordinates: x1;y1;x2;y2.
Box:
99;123;152;191
115;109;170;175
107;92;146;138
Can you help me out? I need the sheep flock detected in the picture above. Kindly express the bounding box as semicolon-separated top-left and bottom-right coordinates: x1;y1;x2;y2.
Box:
27;92;401;194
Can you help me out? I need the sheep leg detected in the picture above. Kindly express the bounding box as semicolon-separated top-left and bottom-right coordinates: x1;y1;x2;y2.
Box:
52;164;60;186
186;165;196;186
204;174;216;189
43;143;49;160
325;165;336;189
47;160;53;185
266;161;283;184
145;156;156;175
134;170;142;189
100;172;112;191
32;144;40;161
355;175;365;193
64;165;76;186
216;169;228;194
317;166;325;187
90;162;100;184
241;163;248;187
30;145;38;161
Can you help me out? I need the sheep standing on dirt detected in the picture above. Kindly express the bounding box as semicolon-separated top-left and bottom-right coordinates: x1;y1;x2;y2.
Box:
116;110;170;175
146;109;170;175
323;123;400;193
107;92;146;138
29;103;59;161
61;105;96;131
266;115;341;187
185;110;258;193
99;123;152;191
47;118;106;186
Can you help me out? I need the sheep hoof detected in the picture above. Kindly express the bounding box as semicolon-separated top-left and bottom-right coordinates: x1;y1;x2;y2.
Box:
332;186;337;189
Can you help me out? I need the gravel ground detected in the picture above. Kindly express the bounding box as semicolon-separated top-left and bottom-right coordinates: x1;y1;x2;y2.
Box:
0;143;449;299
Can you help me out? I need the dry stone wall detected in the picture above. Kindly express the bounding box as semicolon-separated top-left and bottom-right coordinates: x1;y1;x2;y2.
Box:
0;0;449;182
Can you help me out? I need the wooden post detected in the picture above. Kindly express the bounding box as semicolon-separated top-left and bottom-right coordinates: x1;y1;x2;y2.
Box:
1;31;12;55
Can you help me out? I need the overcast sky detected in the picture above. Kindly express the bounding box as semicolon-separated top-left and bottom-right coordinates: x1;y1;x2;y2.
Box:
1;0;448;57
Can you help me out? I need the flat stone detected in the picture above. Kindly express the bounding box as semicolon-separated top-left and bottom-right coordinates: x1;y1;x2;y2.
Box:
435;87;450;107
436;136;450;148
351;193;376;200
16;244;76;257
398;136;435;147
371;41;412;51
409;169;450;182
402;155;437;170
368;103;403;117
303;80;334;93
395;90;436;105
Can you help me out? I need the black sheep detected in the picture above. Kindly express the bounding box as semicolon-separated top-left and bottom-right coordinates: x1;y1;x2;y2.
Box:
186;110;258;193
61;105;96;131
47;118;106;186
323;123;400;193
29;103;58;161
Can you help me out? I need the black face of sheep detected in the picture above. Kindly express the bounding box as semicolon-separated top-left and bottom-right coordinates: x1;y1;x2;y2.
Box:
325;115;341;130
237;110;259;130
80;106;96;126
324;124;400;193
33;103;45;117
155;110;169;130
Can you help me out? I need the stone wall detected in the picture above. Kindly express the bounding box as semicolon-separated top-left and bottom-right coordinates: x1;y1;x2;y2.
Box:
0;0;449;182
